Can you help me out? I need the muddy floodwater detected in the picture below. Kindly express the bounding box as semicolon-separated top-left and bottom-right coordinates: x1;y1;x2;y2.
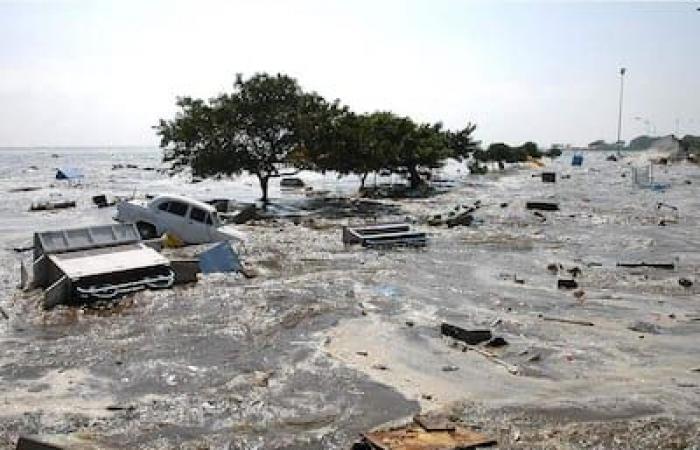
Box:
1;148;699;449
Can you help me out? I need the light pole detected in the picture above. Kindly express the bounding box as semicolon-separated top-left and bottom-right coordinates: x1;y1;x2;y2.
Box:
616;67;626;154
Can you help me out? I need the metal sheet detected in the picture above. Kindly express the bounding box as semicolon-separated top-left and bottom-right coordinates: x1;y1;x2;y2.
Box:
48;244;169;280
36;224;141;255
198;242;242;274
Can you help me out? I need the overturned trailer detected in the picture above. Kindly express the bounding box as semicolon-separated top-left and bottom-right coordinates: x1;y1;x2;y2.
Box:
32;224;174;309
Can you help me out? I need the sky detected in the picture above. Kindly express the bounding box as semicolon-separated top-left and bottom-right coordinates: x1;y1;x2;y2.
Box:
0;0;699;147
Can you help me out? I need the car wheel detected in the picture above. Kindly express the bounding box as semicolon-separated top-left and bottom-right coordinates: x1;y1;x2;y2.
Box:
136;222;158;240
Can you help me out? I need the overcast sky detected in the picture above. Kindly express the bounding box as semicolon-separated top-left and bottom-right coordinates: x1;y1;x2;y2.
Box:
1;0;698;147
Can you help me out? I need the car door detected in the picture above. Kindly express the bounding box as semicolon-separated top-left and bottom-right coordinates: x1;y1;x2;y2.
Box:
162;200;189;240
187;206;214;243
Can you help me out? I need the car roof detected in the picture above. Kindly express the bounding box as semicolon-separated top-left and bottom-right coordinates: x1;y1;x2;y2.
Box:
151;194;216;213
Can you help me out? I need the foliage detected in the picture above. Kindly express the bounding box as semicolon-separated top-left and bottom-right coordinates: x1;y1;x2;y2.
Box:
446;123;480;160
157;72;484;199
156;73;321;203
544;146;563;158
473;142;542;163
681;135;700;158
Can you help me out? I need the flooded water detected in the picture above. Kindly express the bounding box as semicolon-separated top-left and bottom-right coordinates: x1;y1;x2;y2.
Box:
1;148;699;448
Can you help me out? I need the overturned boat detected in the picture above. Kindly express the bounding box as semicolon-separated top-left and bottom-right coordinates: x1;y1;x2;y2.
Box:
32;224;174;309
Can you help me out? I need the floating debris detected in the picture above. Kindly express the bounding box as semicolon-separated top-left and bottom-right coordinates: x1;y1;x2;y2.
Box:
540;315;594;327
32;224;174;309
541;172;556;183
280;177;305;188
526;201;559;211
29;200;76;212
355;416;496;450
441;323;492;345
343;223;427;248
617;262;675;270
557;279;578;290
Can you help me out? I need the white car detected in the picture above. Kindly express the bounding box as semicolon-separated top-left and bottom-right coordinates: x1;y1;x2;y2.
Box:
115;194;246;244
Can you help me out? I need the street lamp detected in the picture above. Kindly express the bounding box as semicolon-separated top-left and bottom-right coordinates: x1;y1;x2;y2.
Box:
616;67;626;154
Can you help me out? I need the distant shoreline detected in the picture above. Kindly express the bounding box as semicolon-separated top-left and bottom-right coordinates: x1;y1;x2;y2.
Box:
0;145;159;151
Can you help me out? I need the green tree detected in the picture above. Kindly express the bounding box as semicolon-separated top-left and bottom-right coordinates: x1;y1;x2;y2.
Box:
446;123;480;160
156;73;314;204
474;141;541;163
294;108;386;189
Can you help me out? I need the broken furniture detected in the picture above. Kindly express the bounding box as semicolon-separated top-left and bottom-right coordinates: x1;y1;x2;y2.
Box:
342;223;427;248
32;224;174;309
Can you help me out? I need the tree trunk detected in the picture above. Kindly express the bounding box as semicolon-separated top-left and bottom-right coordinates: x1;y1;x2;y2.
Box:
360;172;368;190
408;165;422;189
257;174;270;205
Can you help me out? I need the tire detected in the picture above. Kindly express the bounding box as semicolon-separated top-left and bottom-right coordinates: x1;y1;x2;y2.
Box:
136;222;158;240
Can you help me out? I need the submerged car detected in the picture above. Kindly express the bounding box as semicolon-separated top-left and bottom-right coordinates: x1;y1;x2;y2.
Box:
115;194;246;244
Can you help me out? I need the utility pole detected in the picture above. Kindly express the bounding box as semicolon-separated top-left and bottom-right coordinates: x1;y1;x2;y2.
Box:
616;67;626;155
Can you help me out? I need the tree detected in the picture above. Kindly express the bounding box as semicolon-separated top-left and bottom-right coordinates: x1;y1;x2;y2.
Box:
156;73;314;204
293;107;386;189
156;72;481;198
474;142;542;163
446;123;480;160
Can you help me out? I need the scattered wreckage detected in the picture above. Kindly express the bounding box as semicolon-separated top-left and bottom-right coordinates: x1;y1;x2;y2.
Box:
26;223;246;309
353;414;496;450
24;193;251;309
31;224;174;309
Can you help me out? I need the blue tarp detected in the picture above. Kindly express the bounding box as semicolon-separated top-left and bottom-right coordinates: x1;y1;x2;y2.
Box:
55;167;84;180
198;242;242;274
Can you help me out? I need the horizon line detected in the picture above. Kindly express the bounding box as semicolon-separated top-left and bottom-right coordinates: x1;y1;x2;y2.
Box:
0;145;160;150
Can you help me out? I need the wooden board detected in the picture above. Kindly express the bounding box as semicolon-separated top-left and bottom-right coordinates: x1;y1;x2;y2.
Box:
363;424;495;450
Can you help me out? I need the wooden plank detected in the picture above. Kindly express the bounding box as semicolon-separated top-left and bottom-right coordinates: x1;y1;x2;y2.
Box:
413;414;456;431
363;424;495;449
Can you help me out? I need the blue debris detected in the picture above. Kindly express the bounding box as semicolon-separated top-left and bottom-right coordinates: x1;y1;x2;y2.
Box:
55;167;84;180
374;284;400;297
198;242;242;274
650;182;671;192
571;154;584;166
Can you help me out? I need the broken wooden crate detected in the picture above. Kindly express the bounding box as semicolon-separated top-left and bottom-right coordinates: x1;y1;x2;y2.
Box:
32;224;174;309
355;414;495;450
342;223;427;248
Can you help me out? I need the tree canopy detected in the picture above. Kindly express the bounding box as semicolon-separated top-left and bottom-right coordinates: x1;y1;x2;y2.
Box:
156;72;481;201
